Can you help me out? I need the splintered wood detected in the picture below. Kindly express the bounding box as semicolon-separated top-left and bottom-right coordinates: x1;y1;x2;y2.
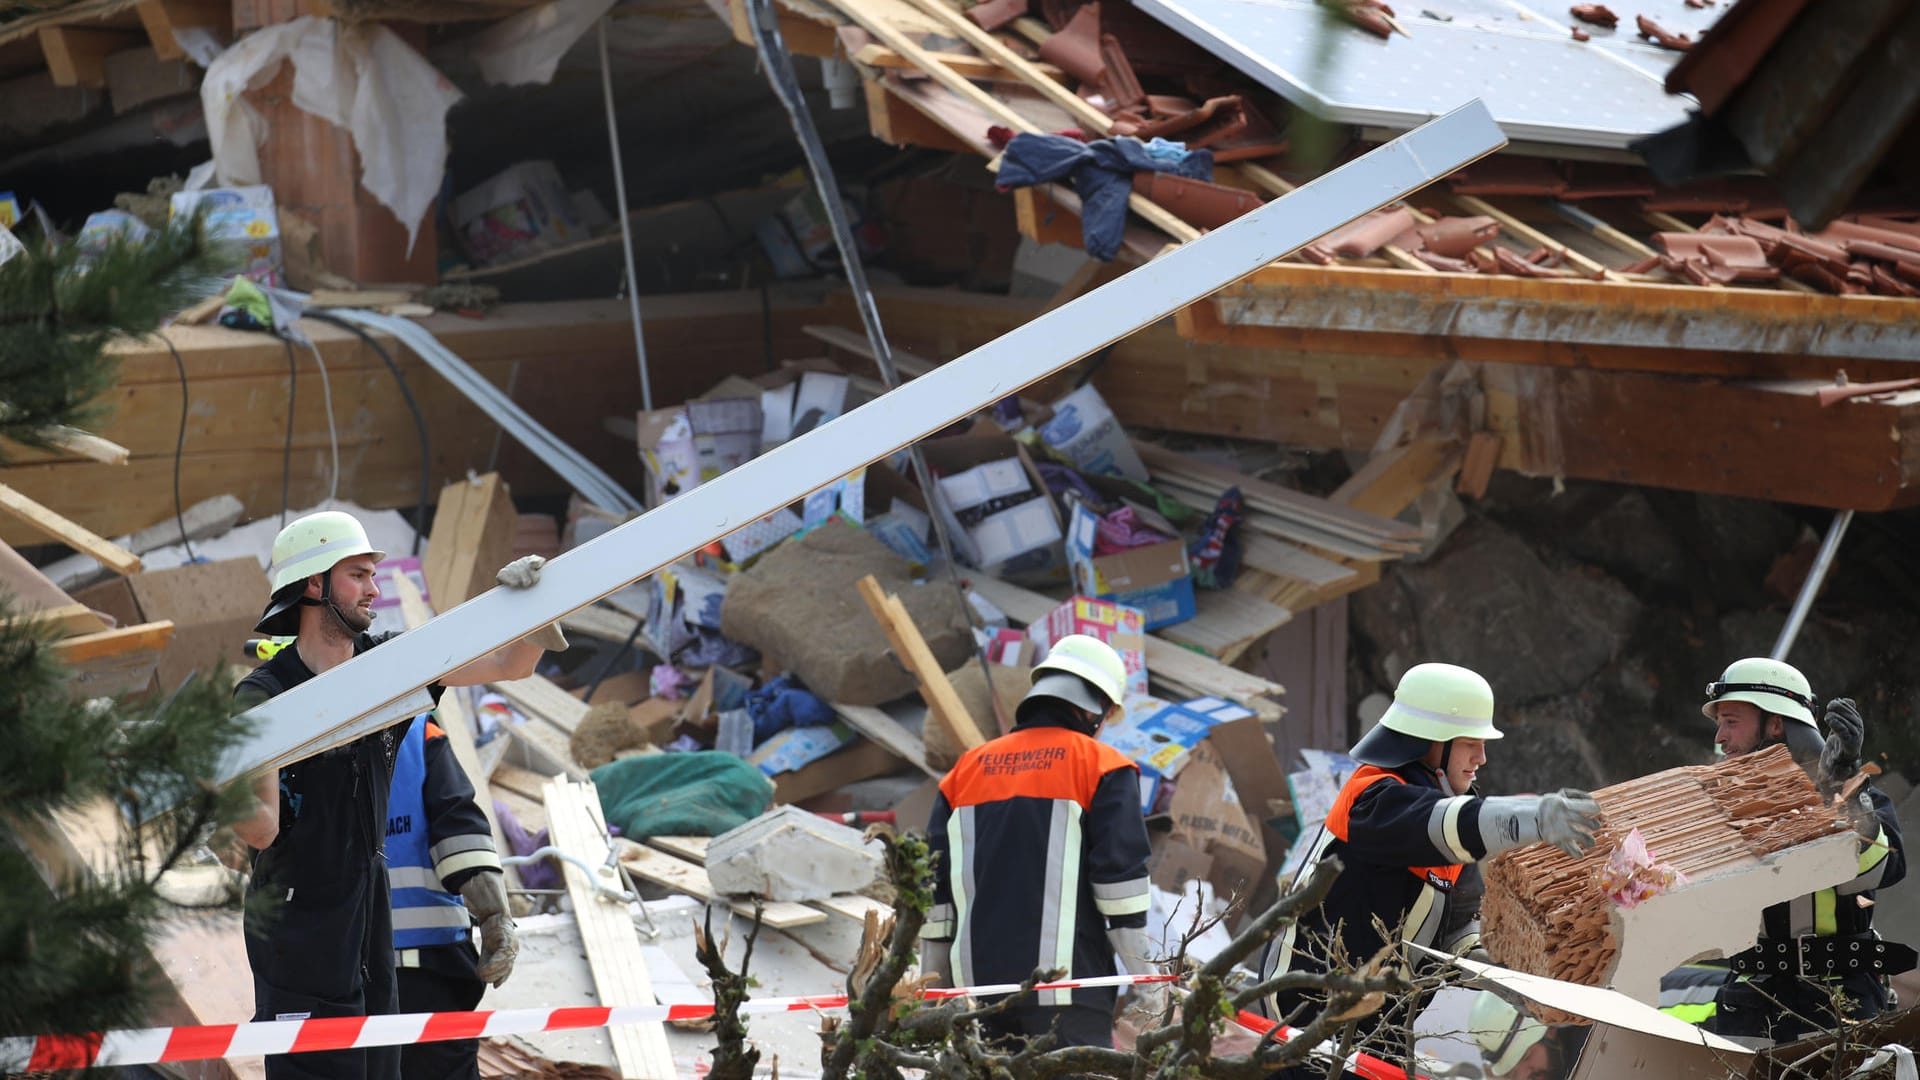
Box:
1482;745;1853;1010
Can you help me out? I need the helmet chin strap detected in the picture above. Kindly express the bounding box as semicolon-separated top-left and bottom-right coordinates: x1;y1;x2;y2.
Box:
299;570;361;638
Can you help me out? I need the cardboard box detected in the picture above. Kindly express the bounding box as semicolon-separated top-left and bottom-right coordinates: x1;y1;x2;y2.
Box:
172;185;282;285
636;407;699;506
918;434;1064;576
643;561;729;658
1039;383;1148;482
1064;499;1195;630
1027;596;1148;699
686;397;761;483
1167;740;1268;898
451;160;587;265
74;558;270;691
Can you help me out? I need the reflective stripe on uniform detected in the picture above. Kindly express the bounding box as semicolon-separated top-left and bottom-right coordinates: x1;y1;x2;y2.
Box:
434;848;501;882
1427;796;1474;865
1838;830;1893;895
1260;822;1339;1019
392;905;472;932
949;806;977;990
1814;889;1838;938
430;834;495;863
1403;883;1446;950
1038;800;1083;1007
388;866;441;891
921;903;954;940
1093;876;1151;917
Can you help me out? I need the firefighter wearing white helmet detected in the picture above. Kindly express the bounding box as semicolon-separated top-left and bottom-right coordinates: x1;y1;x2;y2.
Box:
1468;991;1583;1080
1698;657;1910;1044
1253;663;1604;1057
230;510;569;1080
923;634;1157;1049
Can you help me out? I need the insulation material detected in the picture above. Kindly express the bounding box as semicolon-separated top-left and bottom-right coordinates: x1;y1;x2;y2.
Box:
200;17;461;250
1482;745;1860;1011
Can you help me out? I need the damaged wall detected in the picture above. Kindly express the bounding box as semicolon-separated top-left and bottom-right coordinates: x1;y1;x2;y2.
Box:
1348;473;1920;796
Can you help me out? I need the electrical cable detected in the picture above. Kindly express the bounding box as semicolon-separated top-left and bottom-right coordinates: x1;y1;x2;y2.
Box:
299;338;341;504
154;333;197;564
280;337;296;529
745;0;1009;726
304;310;432;555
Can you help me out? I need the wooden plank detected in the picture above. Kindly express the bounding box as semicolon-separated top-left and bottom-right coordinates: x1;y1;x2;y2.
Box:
493;674;590;735
542;778;676;1080
1150;472;1398;562
1158;588;1292;660
1331;436;1461;519
832;0;1199;245
862;76;981;154
1450;194;1624;282
423;473;517;611
964;575;1285;719
1455;431;1502;499
505;717;584;780
0;601;110;637
1136;443;1420;541
136;0;230;59
618;841;827;928
1238;534;1359;590
831;701;937;777
557;603;641;643
40;426;130;466
856;575;988;751
38;26;140;88
50;619;173;663
491;761;550;803
0;482;141;574
852;41;1066;82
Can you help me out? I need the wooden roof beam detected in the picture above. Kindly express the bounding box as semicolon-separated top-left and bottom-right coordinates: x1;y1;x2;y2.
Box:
1183;263;1920;381
135;0;228;60
38;26;141;87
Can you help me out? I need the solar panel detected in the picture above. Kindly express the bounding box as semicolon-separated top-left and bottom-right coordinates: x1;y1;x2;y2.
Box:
1128;0;1731;149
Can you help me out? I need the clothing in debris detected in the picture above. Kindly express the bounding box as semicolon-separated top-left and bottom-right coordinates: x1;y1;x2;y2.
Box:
997;134;1214;260
235;631;439;1080
923;700;1152;1039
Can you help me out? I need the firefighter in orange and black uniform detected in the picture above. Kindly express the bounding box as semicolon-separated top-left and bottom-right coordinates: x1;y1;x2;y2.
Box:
1252;663;1605;1058
922;634;1156;1049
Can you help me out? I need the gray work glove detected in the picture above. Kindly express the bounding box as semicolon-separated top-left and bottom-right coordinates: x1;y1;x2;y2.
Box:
1479;790;1603;859
496;555;569;652
1109;924;1170;1026
495;555;545;589
1821;697;1865;791
459;870;518;987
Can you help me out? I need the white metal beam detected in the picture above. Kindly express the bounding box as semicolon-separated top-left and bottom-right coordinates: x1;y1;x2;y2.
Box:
213;102;1506;789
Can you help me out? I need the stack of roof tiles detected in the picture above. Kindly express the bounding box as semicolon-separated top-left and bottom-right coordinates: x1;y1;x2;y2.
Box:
1480;745;1851;1010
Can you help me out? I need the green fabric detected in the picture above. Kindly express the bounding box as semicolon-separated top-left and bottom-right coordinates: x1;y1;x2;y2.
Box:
222;276;271;324
591;752;774;839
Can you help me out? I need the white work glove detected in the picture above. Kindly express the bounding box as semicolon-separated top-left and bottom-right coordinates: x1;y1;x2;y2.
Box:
496;556;569;652
496;555;545;589
1109;925;1170;1026
1479;790;1603;858
458;870;518;987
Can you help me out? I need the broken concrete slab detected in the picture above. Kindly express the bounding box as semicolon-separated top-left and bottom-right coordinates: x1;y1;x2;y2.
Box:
1483;745;1858;1010
706;804;883;902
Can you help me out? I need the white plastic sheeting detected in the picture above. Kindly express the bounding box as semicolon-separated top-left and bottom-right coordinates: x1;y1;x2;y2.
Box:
200;17;461;252
470;0;617;86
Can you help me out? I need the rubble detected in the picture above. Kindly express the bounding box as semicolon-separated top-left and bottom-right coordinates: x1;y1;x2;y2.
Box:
705;804;884;902
1482;745;1859;1009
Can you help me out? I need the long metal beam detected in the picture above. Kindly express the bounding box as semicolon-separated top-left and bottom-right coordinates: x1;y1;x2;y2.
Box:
211;102;1506;789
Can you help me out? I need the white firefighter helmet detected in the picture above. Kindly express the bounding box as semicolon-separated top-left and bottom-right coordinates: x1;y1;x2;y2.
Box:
1351;662;1502;768
1701;657;1818;730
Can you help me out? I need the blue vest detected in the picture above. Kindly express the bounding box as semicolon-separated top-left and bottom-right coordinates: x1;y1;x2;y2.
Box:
387;715;471;949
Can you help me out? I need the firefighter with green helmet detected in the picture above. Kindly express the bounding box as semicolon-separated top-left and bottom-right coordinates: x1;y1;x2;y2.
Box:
1698;657;1910;1044
230;510;567;1080
1253;662;1604;1057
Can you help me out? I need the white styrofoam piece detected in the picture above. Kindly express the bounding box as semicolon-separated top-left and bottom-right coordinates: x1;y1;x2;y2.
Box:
1606;829;1862;1007
707;805;882;902
207;103;1507;791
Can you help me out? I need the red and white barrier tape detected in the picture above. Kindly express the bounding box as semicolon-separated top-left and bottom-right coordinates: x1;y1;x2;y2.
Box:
1;973;1178;1070
1229;1010;1421;1080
